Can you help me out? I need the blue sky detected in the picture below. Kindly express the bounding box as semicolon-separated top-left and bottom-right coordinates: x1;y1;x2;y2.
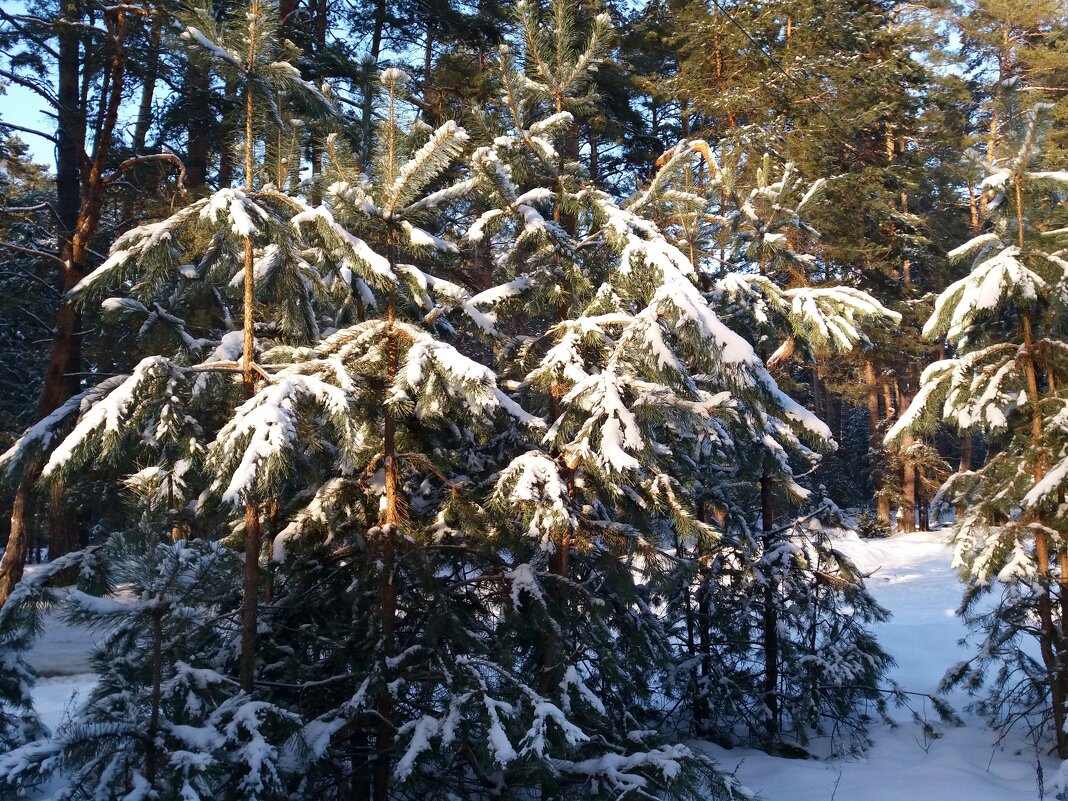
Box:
0;81;56;167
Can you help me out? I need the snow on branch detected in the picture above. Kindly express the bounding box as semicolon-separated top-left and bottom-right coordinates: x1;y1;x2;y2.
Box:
385;121;470;213
210;371;354;506
0;377;126;481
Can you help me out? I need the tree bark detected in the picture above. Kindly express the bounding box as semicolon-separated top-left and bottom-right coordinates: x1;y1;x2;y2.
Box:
239;5;261;694
1;2;132;605
145;609;164;785
959;433;973;473
760;469;779;741
1017;160;1068;755
185;57;212;189
132;9;164;154
0;485;33;606
864;360;891;526
361;0;387;166
900;429;917;534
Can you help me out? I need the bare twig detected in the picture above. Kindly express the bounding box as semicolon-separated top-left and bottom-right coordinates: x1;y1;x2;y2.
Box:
0;241;67;268
103;152;187;192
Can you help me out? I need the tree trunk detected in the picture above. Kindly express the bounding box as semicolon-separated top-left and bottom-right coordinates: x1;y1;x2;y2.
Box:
278;0;300;35
1025;319;1068;757
0;484;34;606
864;361;891;526
760;469;779;741
373;262;401;801
186;57;212;189
810;366;822;421
900;430;916;534
239;8;261;694
132;10;164;154
1;1;133;605
218;77;239;188
361;0;387;166
145;609;164;785
48;481;81;578
916;465;929;531
959;433;973;473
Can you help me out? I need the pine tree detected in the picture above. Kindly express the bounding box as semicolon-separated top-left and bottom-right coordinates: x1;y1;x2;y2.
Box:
658;149;903;752
0;547;100;770
888;103;1068;756
470;0;899;767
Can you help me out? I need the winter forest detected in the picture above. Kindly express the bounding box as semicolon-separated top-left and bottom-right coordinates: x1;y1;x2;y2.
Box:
0;0;1065;797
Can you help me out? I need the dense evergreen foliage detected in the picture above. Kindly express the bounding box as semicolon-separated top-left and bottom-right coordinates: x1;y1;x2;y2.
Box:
0;0;1066;795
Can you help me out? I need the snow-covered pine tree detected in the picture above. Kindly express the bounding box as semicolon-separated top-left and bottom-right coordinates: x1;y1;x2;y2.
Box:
0;479;294;800
888;103;1068;757
0;0;345;791
688;153;903;752
223;69;540;799
447;0;879;787
281;5;740;797
0;547;100;770
0;52;533;801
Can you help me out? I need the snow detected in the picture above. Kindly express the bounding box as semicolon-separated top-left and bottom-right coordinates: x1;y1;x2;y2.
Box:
0;377;125;479
386;120;470;209
394;715;440;780
291;205;395;282
192;330;245;396
527;111;574;136
698;529;1054;801
553;745;689;792
213;373;352;506
494;451;574;549
466;208;503;242
925;244;1046;344
181;27;241;67
503;563;544;608
201;188;269;238
401;221;457;253
42;356;175;478
18;530;1058;801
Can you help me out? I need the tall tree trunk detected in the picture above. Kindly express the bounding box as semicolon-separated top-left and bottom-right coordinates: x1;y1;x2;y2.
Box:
959;433;973;473
186;56;212;189
361;0;387;166
239;6;261;694
132;9;164;154
864;360;891;526
1;1;132;604
218;77;239;188
0;487;34;606
372;217;402;800
119;8;165;227
917;465;929;531
1024;310;1067;758
900;430;917;534
811;366;822;420
308;0;328;205
145;609;164;785
1016;164;1068;756
760;469;779;741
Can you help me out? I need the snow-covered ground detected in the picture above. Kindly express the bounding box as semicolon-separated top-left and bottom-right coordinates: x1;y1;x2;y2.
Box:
23;530;1052;799
699;530;1050;800
25;589;97;735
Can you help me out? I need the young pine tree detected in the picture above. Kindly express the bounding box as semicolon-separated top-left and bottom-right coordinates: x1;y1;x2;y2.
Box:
670;151;903;752
888;103;1068;756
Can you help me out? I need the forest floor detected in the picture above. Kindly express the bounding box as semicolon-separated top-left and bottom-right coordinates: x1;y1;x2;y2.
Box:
25;529;1059;800
699;529;1055;800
